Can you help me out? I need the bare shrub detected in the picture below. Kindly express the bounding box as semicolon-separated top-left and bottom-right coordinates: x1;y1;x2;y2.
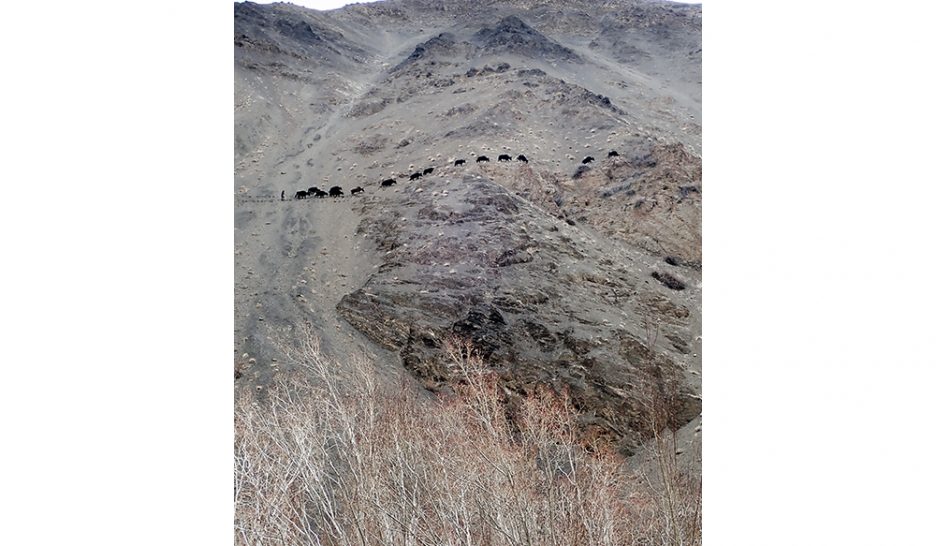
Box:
234;331;701;545
629;360;703;546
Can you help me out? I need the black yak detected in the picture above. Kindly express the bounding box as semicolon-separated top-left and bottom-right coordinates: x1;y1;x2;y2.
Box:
498;154;511;162
423;167;434;175
308;186;322;195
381;179;397;187
454;159;466;166
294;190;308;200
582;156;595;164
476;155;490;163
517;154;528;163
410;172;422;181
608;150;619;158
329;186;343;197
314;189;328;198
350;186;364;195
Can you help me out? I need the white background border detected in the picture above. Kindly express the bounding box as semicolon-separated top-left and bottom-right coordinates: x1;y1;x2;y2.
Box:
3;1;934;543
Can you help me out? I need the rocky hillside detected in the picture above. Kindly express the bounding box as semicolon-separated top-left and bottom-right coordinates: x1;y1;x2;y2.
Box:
234;0;701;454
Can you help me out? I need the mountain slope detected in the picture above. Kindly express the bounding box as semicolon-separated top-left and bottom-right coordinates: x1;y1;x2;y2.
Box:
233;0;701;454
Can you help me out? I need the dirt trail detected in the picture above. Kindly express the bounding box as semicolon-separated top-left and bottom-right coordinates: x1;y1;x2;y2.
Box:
235;33;446;386
287;29;445;175
234;191;407;388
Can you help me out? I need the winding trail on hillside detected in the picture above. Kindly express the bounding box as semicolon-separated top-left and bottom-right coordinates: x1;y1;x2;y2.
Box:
235;191;417;388
235;35;448;387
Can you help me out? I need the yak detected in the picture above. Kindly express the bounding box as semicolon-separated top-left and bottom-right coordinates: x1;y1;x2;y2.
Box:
314;189;328;198
294;190;308;200
454;159;466;166
350;187;364;195
423;167;434;175
498;154;512;162
409;172;422;181
308;186;322;195
381;178;397;187
582;156;595;164
329;186;343;197
476;155;490;163
608;150;619;158
517;154;528;163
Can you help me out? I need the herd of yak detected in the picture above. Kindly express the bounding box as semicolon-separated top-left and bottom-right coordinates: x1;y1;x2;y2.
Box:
288;149;620;200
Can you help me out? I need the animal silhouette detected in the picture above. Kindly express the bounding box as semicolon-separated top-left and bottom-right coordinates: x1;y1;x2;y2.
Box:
350;186;364;195
307;186;322;195
454;159;466;166
608;150;619;157
582;156;595;164
409;172;422;181
381;179;397;187
498;154;512;162
329;186;343;197
476;156;490;163
423;167;434;175
517;154;528;163
314;189;328;198
294;190;308;200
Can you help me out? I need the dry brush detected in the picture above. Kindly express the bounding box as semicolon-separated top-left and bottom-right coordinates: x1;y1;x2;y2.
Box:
234;328;700;545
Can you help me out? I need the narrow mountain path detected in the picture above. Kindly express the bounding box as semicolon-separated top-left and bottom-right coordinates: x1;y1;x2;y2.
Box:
235;31;450;387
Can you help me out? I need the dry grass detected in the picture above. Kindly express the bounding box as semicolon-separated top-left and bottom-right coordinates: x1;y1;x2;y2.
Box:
234;329;700;545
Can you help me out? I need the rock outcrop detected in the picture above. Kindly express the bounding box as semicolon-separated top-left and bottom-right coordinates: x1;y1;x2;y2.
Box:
337;175;700;453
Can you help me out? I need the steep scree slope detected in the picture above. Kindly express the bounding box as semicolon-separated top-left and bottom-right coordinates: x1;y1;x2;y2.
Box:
234;0;701;453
